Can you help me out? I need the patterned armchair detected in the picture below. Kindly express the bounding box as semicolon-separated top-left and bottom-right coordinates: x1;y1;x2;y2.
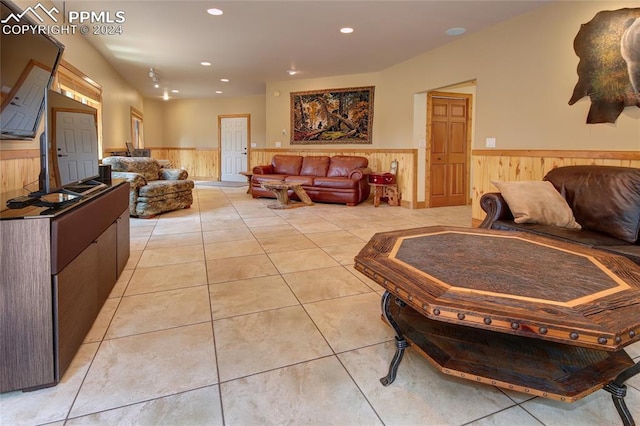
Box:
102;156;194;218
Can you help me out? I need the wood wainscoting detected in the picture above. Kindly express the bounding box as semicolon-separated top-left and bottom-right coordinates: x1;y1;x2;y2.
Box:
471;150;640;225
147;148;218;179
0;149;40;194
249;148;418;208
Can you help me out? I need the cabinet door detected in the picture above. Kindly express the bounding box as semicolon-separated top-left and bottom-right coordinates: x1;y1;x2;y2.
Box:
53;243;98;380
0;219;54;392
97;223;117;306
116;207;130;276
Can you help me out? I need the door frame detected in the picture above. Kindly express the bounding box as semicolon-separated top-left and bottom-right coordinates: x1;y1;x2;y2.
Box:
217;114;251;181
426;91;473;208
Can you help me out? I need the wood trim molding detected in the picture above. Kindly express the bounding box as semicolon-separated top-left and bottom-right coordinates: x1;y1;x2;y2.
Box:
472;150;640;160
0;149;40;160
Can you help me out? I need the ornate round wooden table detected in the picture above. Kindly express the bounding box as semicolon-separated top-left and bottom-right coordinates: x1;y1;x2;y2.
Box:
354;226;640;425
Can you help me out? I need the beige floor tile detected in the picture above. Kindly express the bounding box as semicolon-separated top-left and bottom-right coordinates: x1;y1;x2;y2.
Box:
145;231;203;249
66;385;223;426
242;216;288;228
466;406;544;426
210;275;299;319
106;286;211;339
202;227;255;243
268;247;340;273
349;267;385;292
204;239;264;260
522;386;640;426
0;343;99;426
84;298;119;343
130;226;154;238
250;224;300;239
221;357;381;425
290;219;342;234
304;230;365;247
125;261;208;295
70;323;217;418
129;236;148;251
304;292;395;353
257;234;317;253
151;220;202;236
201;218;246;231
207;254;279;284
214;306;332;381
137;244;205;268
109;269;133;298
283;266;373;303
123;250;142;270
338;343;516;425
323;242;367;265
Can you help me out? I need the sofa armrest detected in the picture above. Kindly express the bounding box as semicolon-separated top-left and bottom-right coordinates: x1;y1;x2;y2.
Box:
479;192;514;228
253;165;274;174
111;171;147;189
349;167;372;180
160;168;188;180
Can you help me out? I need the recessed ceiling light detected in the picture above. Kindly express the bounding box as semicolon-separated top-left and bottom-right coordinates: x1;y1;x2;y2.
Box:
207;8;223;16
340;27;354;34
171;90;179;93
220;78;229;82
154;83;160;88
287;70;297;76
216;90;223;94
201;61;211;66
162;92;169;101
446;27;466;36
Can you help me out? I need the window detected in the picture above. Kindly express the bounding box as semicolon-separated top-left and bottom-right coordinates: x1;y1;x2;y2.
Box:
54;60;103;157
130;107;144;149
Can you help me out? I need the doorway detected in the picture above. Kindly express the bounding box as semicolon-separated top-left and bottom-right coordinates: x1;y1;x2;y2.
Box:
426;91;472;207
219;115;250;182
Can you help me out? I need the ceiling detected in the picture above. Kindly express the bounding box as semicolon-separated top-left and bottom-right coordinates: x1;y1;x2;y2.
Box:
58;1;550;100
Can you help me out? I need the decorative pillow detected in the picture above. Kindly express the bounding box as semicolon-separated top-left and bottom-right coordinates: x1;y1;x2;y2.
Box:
491;180;581;229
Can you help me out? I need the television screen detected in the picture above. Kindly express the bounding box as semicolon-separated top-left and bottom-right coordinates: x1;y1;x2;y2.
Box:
40;89;100;194
0;0;64;140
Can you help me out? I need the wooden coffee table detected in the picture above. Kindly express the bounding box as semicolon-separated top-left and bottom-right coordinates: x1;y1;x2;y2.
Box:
354;226;640;425
260;180;314;209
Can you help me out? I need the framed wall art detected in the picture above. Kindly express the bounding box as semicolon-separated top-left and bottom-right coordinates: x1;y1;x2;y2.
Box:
290;86;374;144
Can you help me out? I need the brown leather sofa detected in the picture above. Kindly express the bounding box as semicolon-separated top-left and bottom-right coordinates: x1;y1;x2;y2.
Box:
480;165;640;265
251;155;371;206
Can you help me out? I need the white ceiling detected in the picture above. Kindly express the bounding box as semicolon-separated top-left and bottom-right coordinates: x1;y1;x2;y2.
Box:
59;1;550;100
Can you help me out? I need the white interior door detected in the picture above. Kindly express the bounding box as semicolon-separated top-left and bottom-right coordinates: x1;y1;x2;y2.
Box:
220;117;248;182
55;111;99;184
1;64;50;132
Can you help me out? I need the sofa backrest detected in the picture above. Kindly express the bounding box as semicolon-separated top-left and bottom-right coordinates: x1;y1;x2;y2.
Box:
103;156;161;181
544;165;640;244
300;156;330;176
271;155;303;175
327;156;368;177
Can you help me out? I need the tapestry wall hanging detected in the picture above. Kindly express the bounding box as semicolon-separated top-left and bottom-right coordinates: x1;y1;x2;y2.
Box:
569;8;640;124
291;86;374;144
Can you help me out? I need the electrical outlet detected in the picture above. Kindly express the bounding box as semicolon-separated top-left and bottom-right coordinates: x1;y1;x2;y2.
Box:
275;141;282;147
486;137;496;148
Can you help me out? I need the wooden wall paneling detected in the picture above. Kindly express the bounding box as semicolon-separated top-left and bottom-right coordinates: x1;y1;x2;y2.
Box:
0;157;40;193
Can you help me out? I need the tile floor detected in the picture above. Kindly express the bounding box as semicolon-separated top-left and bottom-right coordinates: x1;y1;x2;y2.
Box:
1;183;639;425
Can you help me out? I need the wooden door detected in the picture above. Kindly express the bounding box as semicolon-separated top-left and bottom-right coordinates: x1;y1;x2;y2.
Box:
220;116;249;182
429;96;469;207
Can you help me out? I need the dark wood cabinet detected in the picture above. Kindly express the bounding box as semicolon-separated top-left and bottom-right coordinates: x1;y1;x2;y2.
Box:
0;182;130;393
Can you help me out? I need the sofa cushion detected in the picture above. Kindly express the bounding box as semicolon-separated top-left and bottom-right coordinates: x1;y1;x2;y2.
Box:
491;180;581;229
544;166;640;244
492;220;624;247
103;156;160;182
272;155;303;175
139;179;194;197
300;156;330;176
313;176;359;189
284;176;315;186
327;156;368;177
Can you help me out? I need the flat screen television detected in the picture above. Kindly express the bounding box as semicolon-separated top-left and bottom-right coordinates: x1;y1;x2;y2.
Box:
0;0;65;140
38;89;101;195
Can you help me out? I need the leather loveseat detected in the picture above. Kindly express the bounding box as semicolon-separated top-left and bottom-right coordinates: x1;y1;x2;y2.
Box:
479;165;640;265
251;155;371;206
102;156;194;218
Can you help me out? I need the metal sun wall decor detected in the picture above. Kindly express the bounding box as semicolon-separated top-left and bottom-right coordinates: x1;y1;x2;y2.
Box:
569;8;640;124
291;86;374;144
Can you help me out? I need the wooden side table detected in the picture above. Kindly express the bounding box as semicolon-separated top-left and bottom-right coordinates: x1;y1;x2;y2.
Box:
370;183;400;207
239;171;253;194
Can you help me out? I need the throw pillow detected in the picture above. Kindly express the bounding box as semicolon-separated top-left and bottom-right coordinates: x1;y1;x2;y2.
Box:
491;180;581;229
